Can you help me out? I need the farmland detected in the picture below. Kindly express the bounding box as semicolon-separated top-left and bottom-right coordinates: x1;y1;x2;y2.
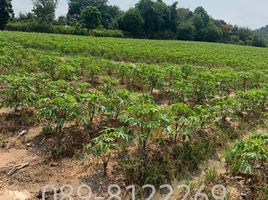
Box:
0;31;267;199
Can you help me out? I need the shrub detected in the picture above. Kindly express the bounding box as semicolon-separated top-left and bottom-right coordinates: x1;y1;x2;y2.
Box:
5;22;124;38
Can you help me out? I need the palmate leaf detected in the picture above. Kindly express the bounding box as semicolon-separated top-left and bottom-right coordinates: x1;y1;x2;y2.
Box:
0;74;40;109
86;127;129;157
225;132;268;175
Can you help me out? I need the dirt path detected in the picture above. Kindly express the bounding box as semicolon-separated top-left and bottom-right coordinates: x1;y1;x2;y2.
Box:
0;124;114;200
0;121;83;199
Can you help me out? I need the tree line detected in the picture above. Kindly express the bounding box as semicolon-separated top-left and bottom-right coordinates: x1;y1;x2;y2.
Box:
255;25;268;41
0;0;266;47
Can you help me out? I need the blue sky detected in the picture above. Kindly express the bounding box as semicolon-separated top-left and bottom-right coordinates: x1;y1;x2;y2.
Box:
12;0;268;29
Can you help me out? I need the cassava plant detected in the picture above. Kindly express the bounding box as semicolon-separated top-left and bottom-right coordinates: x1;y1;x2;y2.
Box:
105;89;134;121
236;89;268;117
55;63;79;81
213;96;239;125
225;133;268;175
37;93;80;133
165;103;195;143
143;64;164;94
85;64;101;84
85;127;128;177
190;71;218;103
78;91;106;126
0;75;37;112
120;102;162;151
99;76;119;94
116;63;133;84
37;55;59;79
168;80;190;104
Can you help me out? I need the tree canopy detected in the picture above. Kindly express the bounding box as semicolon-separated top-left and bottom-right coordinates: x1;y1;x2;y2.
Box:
118;8;144;35
67;0;121;28
32;0;58;24
80;6;102;30
0;0;14;30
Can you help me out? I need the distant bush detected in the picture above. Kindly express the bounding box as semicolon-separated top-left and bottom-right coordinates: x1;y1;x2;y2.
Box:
5;22;124;38
89;29;124;37
6;22;52;33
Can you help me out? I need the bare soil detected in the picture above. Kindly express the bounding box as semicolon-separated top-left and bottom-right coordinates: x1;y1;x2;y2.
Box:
0;108;266;200
0;109;123;199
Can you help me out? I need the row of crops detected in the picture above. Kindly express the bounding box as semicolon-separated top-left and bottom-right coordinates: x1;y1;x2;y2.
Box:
1;31;268;70
0;32;267;191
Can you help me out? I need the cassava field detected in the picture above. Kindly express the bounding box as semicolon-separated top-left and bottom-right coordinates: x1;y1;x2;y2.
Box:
0;31;267;200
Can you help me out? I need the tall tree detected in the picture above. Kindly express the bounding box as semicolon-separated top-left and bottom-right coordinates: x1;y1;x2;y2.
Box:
32;0;58;24
167;2;178;32
177;21;195;40
192;6;209;41
17;12;35;22
67;0;121;28
118;8;144;35
255;25;268;40
136;0;158;33
0;0;14;30
177;8;193;22
251;35;266;47
191;6;222;41
80;6;102;30
136;0;178;33
202;19;222;42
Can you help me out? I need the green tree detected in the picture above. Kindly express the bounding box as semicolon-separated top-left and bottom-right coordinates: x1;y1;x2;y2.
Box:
32;0;58;24
203;20;222;42
177;8;193;22
192;6;209;41
0;0;14;30
67;0;121;28
177;21;195;40
136;0;178;34
251;35;266;47
237;27;252;42
135;0;156;33
81;6;102;30
17;12;34;22
118;8;144;35
55;15;67;26
255;25;268;40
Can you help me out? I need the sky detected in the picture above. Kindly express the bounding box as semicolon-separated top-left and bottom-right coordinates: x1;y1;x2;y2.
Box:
12;0;268;29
